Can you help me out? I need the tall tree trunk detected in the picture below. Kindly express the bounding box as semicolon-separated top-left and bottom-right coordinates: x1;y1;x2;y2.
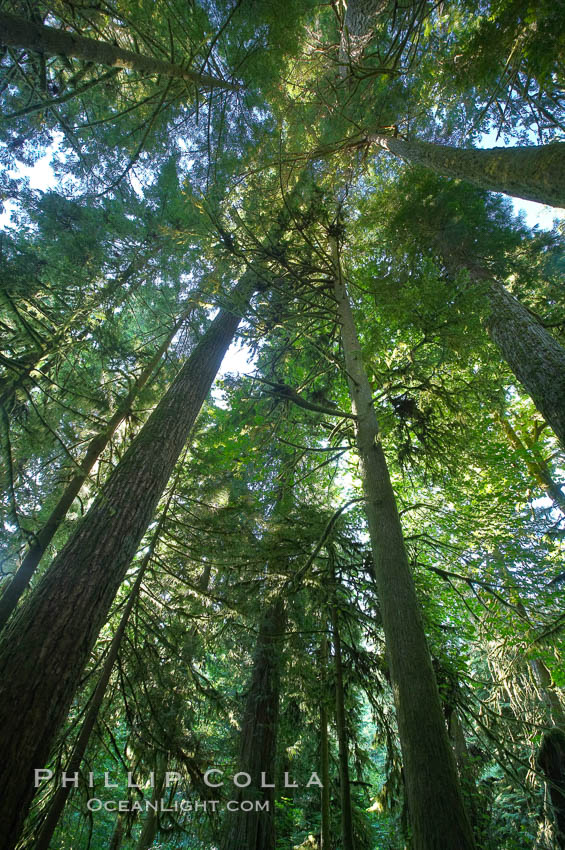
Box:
319;633;331;850
0;307;191;630
343;0;389;38
329;570;355;850
530;659;565;730
486;283;565;449
435;238;565;450
537;729;565;850
109;814;124;850
33;507;167;850
497;414;565;513
366;134;565;207
446;706;484;842
0;13;239;92
220;597;286;850
330;235;476;850
0;277;254;849
135;753;168;850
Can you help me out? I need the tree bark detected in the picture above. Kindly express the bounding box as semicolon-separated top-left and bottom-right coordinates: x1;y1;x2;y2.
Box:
434;238;565;450
486;283;565;449
446;707;483;841
0;277;254;849
0;13;239;92
135;753;168;850
220;597;286;850
33;523;161;850
331;235;476;850
109;814;124;850
319;633;331;850
367;134;565;207
0;308;190;630
530;659;565;730
537;729;565;850
338;0;388;76
330;574;355;850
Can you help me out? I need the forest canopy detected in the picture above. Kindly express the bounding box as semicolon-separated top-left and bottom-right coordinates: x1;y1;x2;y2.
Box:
0;1;564;849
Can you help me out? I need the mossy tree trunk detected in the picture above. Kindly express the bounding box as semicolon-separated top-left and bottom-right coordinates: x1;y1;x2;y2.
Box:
329;554;354;850
135;753;168;850
32;502;172;850
538;729;565;850
530;659;565;729
486;283;565;449
446;706;484;842
220;597;287;850
319;632;331;850
331;234;476;850
367;134;565;207
109;814;124;850
0;12;239;91
436;239;565;450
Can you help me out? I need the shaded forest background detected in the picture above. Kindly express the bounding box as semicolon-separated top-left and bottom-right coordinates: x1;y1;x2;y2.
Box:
0;0;564;848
